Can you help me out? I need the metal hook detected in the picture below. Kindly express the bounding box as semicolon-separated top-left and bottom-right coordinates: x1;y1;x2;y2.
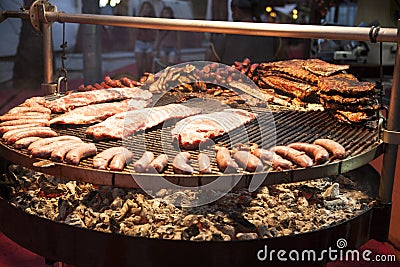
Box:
56;75;68;95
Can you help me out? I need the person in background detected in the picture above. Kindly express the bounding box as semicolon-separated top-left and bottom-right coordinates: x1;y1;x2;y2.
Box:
207;0;280;65
134;1;156;79
153;6;181;70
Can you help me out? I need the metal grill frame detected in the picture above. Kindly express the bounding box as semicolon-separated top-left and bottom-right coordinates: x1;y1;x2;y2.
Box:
0;92;383;188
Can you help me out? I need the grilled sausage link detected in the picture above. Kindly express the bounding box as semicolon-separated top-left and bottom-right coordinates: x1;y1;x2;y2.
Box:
287;142;329;164
0;119;49;127
198;153;212;174
31;140;83;159
233;150;263;172
28;136;82;153
270;146;313;168
251;148;293;170
216;147;238;173
13;137;42;149
0;123;46;135
109;150;135;171
314;139;346;159
93;147;129;169
6;128;58;144
65;143;97;165
172;152;193;174
3;126;50;141
0;113;50;122
133;151;155;172
51;142;86;162
146;154;169;173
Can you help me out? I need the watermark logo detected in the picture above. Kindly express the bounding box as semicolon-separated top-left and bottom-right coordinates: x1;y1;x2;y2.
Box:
257;238;397;263
121;61;276;207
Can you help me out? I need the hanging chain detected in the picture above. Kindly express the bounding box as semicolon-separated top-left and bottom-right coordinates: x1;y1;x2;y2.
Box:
56;22;68;95
376;41;388;128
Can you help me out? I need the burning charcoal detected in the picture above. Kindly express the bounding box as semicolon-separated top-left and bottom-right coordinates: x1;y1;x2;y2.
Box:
236;233;258;240
182;224;200;240
322;183;340;199
110;197;124;210
297;196;309;207
64;213;85;228
56;199;74;221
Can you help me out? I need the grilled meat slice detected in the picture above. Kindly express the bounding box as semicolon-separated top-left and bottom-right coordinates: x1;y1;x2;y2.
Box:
259;59;319;84
320;99;378;112
319;93;373;105
303;59;349;76
260;76;318;101
46;87;152;113
333;110;376;124
86;104;201;139
50;99;150;125
172;109;256;149
318;75;376;96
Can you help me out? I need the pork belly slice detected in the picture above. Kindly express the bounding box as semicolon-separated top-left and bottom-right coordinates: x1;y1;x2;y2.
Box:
333;110;376;124
303;59;349;76
46;87;153;113
86;104;201;139
50;99;150;125
318;75;376;96
319;92;373;105
320;99;378;112
260;75;318;101
259;59;319;84
171;109;256;149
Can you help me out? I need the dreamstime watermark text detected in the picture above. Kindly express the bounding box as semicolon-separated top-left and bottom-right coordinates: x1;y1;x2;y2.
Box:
257;238;397;263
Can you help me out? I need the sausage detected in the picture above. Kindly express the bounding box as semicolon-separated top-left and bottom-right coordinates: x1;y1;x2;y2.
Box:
287;142;329;164
50;142;86;162
216;147;238;173
270;146;313;168
0;119;49;127
251;148;293;170
13;137;42;149
28;136;82;153
314;139;346;159
252;148;274;162
198;153;212;174
146;154;169;173
5;127;58;144
120;77;134;88
133;151;154;172
0;113;50;122
109;149;135;171
93;147;129;169
233;150;263;172
65;143;97;165
3;126;50;141
172;152;193;174
31;139;83;159
6;106;51;114
0;123;47;135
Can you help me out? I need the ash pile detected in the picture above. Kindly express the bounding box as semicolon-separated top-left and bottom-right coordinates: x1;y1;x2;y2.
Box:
1;165;374;241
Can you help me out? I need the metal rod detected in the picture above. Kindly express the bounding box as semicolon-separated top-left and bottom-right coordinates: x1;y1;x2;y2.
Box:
1;10;30;20
39;12;397;43
41;20;54;93
379;20;400;204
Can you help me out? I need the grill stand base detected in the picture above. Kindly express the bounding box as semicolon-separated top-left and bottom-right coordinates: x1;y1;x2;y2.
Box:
370;202;392;242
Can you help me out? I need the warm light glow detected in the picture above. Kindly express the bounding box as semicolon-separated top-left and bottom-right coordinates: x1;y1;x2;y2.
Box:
270;11;276;18
292;14;298;20
110;0;121;7
99;0;108;8
265;6;272;13
292;9;298;15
